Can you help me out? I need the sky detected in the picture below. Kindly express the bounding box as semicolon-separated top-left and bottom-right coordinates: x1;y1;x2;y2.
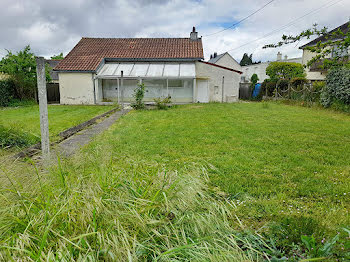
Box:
0;0;349;63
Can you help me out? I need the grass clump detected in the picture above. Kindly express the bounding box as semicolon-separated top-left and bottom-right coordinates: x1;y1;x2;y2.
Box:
0;149;276;261
0;124;37;148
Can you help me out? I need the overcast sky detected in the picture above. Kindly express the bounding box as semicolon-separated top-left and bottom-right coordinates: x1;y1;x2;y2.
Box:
0;0;349;63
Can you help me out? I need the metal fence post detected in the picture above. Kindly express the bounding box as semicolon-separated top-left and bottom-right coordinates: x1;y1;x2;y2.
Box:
36;57;50;161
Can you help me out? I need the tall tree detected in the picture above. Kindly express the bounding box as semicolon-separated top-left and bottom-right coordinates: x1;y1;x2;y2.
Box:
0;45;51;100
240;53;253;66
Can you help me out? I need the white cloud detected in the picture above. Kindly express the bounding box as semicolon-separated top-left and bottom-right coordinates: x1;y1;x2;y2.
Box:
0;0;349;62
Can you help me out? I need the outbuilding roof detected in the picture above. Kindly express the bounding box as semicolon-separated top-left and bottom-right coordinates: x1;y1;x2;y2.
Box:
208;53;226;64
54;37;204;72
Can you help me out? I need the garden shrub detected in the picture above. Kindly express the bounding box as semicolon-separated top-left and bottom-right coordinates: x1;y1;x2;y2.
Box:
154;96;172;110
131;83;146;110
290;77;308;91
261;79;277;97
276;79;289;92
266;62;306;81
321;66;350;107
0;78;16;107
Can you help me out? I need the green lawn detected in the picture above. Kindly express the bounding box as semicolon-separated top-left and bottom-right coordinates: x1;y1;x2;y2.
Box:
85;102;350;250
0;104;115;144
1;102;349;260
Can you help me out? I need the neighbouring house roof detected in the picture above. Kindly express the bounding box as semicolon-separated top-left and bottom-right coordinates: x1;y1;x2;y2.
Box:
54;37;204;72
300;21;350;49
46;59;60;81
200;61;243;74
208;53;226;64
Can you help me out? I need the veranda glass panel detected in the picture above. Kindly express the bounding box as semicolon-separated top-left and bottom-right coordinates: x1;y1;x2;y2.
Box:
142;79;167;102
102;79;118;102
121;79;139;102
168;79;193;103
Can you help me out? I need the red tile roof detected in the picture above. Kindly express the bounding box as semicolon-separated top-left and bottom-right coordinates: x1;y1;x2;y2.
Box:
55;37;204;72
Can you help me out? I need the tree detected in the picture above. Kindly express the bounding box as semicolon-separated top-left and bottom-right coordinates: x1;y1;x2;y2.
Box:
240;53;253;66
51;53;64;60
0;45;51;100
250;73;259;85
266;62;305;81
263;22;350;69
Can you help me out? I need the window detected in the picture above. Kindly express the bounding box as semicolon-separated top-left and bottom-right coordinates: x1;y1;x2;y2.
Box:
332;45;348;58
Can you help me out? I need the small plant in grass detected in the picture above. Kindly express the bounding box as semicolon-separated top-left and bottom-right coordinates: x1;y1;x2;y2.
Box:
301;234;339;259
154;96;172;110
131;83;146;110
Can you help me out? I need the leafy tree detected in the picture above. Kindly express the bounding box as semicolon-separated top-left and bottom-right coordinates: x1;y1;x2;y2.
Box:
250;73;259;85
0;45;51;100
51;53;64;60
263;22;350;69
266;62;305;81
240;53;253;66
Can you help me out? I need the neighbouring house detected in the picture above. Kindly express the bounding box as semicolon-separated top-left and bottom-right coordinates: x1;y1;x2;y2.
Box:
299;21;350;81
46;59;60;103
240;52;302;83
54;28;242;105
208;52;242;72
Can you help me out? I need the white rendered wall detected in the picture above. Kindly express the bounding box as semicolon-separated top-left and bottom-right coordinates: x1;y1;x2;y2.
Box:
59;73;95;104
195;62;240;102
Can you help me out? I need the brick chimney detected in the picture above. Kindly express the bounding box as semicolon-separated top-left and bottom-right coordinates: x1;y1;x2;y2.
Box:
214;52;217;58
190;26;198;41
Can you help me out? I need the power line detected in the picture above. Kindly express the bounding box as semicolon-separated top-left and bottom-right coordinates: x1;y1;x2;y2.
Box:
224;0;343;53
203;0;276;37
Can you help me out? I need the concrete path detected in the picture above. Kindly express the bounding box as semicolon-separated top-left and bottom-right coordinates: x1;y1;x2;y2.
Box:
56;109;130;157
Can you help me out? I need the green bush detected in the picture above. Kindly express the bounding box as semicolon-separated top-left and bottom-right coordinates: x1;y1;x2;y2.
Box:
0;78;16;107
266;62;306;81
154;96;172;110
261;79;276;97
290;77;308;91
131;83;146;110
321;66;350;107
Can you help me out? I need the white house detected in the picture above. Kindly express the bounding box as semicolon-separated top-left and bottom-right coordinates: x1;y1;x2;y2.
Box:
241;52;302;83
54;28;242;104
299;21;349;81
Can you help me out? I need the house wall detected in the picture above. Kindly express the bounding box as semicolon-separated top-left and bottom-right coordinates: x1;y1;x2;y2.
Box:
214;53;242;72
195;61;240;102
241;63;269;83
302;49;326;81
58;72;95;104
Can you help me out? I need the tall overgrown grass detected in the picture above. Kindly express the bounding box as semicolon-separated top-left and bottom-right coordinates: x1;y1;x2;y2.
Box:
0;149;278;261
0;125;38;149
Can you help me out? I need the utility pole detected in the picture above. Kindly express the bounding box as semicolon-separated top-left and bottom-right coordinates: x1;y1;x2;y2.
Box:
36;57;50;161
